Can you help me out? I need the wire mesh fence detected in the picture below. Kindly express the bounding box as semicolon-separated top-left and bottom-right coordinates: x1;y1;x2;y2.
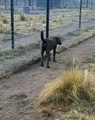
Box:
0;0;95;51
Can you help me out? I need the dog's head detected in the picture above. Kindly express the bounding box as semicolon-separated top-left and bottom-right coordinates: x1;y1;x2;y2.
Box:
55;36;62;45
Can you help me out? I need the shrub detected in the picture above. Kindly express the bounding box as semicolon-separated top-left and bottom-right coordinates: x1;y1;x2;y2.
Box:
0;14;8;24
2;16;8;24
39;69;95;106
0;22;5;33
38;16;45;24
19;13;26;21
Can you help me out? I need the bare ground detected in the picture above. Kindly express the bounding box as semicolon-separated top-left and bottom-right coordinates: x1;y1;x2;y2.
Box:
0;35;95;120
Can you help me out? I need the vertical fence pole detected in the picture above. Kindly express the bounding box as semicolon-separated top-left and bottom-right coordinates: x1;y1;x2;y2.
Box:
79;0;82;29
46;0;50;38
11;0;14;49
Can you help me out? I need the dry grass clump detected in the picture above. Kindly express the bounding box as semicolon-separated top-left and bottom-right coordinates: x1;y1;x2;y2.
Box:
38;16;45;24
59;110;95;120
39;69;95;106
0;22;6;33
73;111;95;120
19;13;27;21
1;16;8;24
0;14;8;24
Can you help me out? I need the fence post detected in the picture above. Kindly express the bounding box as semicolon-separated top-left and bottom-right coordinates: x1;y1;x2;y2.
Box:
11;0;14;49
46;0;50;38
79;0;82;29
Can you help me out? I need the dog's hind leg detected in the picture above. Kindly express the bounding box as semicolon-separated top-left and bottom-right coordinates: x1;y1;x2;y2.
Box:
53;49;56;62
46;49;50;68
49;54;51;61
41;48;44;66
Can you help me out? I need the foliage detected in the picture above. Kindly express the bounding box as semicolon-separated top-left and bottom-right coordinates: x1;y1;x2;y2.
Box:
0;22;5;33
38;16;45;24
0;14;8;24
39;69;95;105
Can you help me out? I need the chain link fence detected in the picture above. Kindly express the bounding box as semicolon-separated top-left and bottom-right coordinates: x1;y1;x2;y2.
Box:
0;0;95;51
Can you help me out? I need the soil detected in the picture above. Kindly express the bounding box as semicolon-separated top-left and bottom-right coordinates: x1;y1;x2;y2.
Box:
0;35;95;120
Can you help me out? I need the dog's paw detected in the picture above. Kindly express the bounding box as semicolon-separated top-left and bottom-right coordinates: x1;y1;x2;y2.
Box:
53;60;56;62
47;66;50;68
41;64;44;67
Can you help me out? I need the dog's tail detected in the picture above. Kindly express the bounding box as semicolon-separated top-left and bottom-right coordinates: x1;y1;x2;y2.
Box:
41;31;46;42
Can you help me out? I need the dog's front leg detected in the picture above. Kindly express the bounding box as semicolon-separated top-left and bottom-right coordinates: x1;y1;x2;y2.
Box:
53;49;56;62
46;50;50;68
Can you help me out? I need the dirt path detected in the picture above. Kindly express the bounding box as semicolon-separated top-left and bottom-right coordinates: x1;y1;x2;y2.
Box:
0;35;95;120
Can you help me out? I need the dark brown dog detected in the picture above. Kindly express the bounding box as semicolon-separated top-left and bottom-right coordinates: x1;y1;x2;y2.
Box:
41;31;62;68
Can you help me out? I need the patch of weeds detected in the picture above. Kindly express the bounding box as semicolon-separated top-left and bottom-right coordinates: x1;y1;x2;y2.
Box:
68;31;80;37
0;22;5;34
0;14;8;24
38;16;45;24
1;16;8;24
19;13;27;21
38;68;95;108
0;68;12;79
0;51;13;62
17;46;25;50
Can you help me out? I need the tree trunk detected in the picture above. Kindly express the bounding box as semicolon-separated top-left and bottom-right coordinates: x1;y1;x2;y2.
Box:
86;0;89;8
50;0;53;9
24;0;27;6
91;0;93;9
31;0;33;10
0;0;1;5
5;0;7;10
64;0;67;8
15;0;18;6
28;0;31;6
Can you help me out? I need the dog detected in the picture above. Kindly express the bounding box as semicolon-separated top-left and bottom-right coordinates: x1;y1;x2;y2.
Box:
40;31;62;68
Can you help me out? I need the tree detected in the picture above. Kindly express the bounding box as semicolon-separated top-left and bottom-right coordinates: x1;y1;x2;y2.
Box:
31;0;34;10
64;0;67;8
91;0;93;9
0;0;1;5
86;0;89;8
72;0;79;8
4;0;7;10
15;0;18;6
28;0;31;6
24;0;27;6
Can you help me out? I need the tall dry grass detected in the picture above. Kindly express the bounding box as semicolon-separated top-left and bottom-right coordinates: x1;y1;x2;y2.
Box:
39;68;95;106
0;22;6;33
